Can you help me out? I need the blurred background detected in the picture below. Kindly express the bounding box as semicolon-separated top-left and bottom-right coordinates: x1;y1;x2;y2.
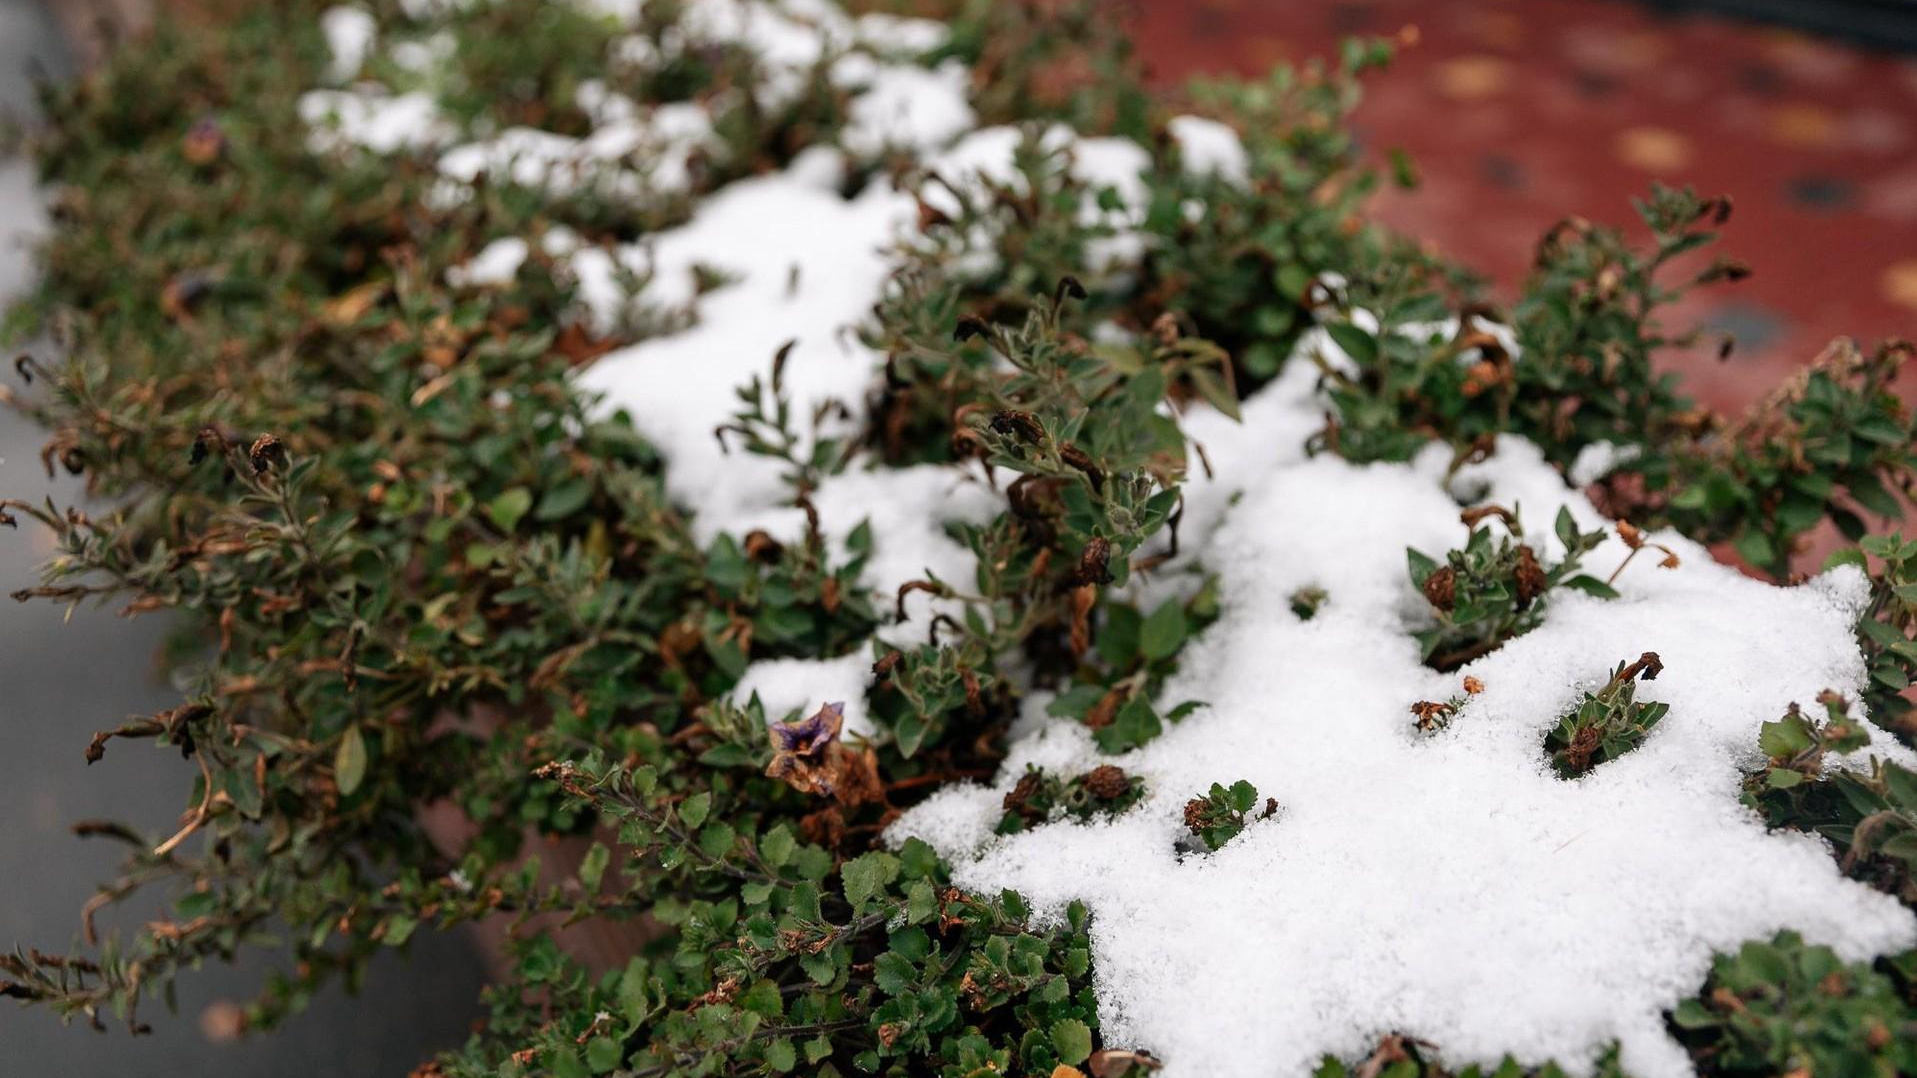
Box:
1132;0;1917;414
1;0;1913;1074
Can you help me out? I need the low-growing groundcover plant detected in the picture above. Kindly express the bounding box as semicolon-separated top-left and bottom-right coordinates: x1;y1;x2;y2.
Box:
5;1;1917;1076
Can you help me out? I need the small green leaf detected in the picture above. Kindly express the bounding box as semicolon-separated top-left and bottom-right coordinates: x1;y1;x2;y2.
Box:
1325;322;1378;366
579;842;610;892
1051;1018;1093;1065
759;826;795;868
680;791;711;829
1758;717;1813;758
1139;599;1189;662
535;476;595;521
334;725;367;798
841;851;900;912
1561;575;1620;600
485;487;533;532
584;1035;624;1074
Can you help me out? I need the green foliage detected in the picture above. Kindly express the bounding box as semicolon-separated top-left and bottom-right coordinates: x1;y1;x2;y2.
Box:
1669;932;1917;1078
1650;339;1917;578
1406;505;1613;670
1744;693;1917;905
1543;653;1668;779
998;764;1146;834
7;0;1917;1074
1837;531;1917;745
1180;779;1271;853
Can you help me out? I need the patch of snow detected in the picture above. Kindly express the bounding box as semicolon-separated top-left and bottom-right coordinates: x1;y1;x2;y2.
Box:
572;172;918;537
389;31;454;74
854;12;950;55
320;6;378;83
1167;115;1247;186
1570;441;1642;488
448;237;528;288
435;102;716;197
839;61;976;159
893;355;1917;1078
298;89;452;154
735;650;875;737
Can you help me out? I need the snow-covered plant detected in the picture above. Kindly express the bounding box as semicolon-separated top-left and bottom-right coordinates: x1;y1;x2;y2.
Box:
6;2;1917;1077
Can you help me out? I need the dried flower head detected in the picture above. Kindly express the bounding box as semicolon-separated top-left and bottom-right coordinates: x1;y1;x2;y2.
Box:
1512;545;1546;610
1074;536;1114;587
1422;565;1457;611
1082;764;1131;801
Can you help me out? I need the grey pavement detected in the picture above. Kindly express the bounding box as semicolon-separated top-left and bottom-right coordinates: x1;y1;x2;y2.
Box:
1;1;488;1072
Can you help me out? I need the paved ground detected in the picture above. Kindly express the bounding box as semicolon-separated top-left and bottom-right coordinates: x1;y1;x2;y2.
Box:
1137;0;1917;414
0;1;487;1073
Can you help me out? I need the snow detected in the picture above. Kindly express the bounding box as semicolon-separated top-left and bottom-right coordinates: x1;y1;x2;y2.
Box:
447;237;528;288
854;12;951;55
1570;441;1642;488
734;650;875;736
838;61;976;158
320;6;377;83
572;168;918;537
298;89;452;154
435;103;717;198
1168;114;1248;186
289;3;1917;1075
894;357;1917;1078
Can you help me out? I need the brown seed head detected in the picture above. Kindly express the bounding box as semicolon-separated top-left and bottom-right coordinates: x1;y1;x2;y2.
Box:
1512;545;1546;610
1182;797;1208;835
1081;764;1131;801
1003;771;1045;819
1074;536;1114;587
990;409;1045;444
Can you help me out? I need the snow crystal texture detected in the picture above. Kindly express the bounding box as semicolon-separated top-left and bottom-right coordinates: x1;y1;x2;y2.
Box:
895;366;1917;1078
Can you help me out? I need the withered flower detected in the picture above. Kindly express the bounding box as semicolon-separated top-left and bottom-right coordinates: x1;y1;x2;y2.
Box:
742;529;783;564
1462;676;1485;694
1563;724;1604;775
183;114;227;166
1620;651;1663;682
1074;536;1114;587
1181;797;1208;835
1459;504;1518;530
764;703;882;807
1058;443;1104;489
1512;546;1546;610
1409;700;1455;733
190;425;229;466
1002;770;1044;820
1422;566;1457;611
990;409;1045;444
248;434;287;475
768;701;842;764
1081;764;1130;801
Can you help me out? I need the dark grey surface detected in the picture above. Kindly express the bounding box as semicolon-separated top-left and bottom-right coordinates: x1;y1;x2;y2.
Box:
1644;0;1917;52
1;1;488;1072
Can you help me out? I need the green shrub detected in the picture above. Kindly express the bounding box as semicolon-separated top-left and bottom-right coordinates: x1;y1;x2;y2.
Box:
5;1;1917;1076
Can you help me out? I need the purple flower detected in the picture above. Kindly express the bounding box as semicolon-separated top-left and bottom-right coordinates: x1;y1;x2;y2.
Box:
769;701;844;760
